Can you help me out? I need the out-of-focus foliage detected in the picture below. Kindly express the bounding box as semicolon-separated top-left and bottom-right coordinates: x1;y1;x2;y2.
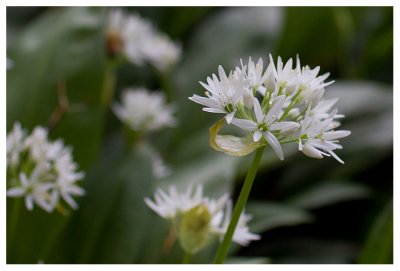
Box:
6;6;392;264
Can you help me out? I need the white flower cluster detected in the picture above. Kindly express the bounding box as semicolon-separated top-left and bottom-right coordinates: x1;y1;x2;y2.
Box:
108;9;181;72
113;87;176;133
189;55;351;163
6;123;85;212
144;185;260;253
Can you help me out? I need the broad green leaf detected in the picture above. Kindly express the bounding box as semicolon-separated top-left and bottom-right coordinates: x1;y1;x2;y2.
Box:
246;202;314;233
209;119;265;157
285;181;372;209
358;199;393;264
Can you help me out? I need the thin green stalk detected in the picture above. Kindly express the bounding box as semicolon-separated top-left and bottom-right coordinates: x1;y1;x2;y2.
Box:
8;198;22;248
182;252;192;264
214;147;265;264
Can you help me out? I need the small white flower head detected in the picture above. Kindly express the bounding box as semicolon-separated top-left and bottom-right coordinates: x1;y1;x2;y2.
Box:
145;185;259;254
189;54;350;163
151;153;171;179
107;9;181;72
142;33;182;72
6;123;85;213
7;122;27;167
298;110;351;164
113;88;176;133
189;65;248;124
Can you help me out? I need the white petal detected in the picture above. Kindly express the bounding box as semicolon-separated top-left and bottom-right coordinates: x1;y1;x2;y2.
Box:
7;187;25;197
203;108;225;113
265;96;286;123
231;118;257;131
253;131;262;142
189;95;221;109
270;121;299;132
327;149;345;164
301;143;323;159
263;132;284;160
25;196;34;210
323;130;351;140
225;111;236;124
253;98;264;123
62;192;78;209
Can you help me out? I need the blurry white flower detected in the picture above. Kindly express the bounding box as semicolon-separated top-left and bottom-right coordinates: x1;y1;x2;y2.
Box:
7;164;56;212
7;122;26;167
143;33;182;72
211;201;260;246
113;88;176;133
6;123;85;212
108;9;181;72
151;153;171;179
189;54;350;163
145;184;259;253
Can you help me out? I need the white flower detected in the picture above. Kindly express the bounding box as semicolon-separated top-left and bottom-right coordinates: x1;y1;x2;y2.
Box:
143;33;182;72
231;96;299;160
113;88;176;133
7;122;26;167
145;185;259;248
151;153;171;179
189;65;248;123
144;185;205;219
211;201;260;246
298;112;351;164
108;9;181;71
53;152;85;209
267;54;298;94
7;164;57;212
190;54;350;163
242;57;269;95
6;123;85;212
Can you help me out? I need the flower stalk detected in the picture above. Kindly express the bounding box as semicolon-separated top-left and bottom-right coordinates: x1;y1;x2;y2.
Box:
214;146;265;264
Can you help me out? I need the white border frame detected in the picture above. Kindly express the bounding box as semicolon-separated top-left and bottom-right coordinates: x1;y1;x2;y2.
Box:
1;1;397;270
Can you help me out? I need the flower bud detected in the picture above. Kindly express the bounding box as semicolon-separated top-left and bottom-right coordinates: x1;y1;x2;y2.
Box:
178;204;211;254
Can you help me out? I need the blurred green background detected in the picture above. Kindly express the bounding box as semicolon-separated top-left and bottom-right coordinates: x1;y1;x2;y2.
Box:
6;6;393;264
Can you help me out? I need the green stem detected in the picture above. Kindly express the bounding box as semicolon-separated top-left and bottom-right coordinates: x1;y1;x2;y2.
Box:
182;252;192;264
8;198;22;250
214;147;265;264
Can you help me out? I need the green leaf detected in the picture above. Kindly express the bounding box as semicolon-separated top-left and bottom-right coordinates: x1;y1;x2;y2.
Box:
285;181;372;209
246;201;314;233
358;199;393;264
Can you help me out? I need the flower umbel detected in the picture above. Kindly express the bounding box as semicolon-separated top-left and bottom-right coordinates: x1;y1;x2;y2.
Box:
112;87;176;134
189;54;351;163
6;123;85;213
107;9;181;72
144;185;260;254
